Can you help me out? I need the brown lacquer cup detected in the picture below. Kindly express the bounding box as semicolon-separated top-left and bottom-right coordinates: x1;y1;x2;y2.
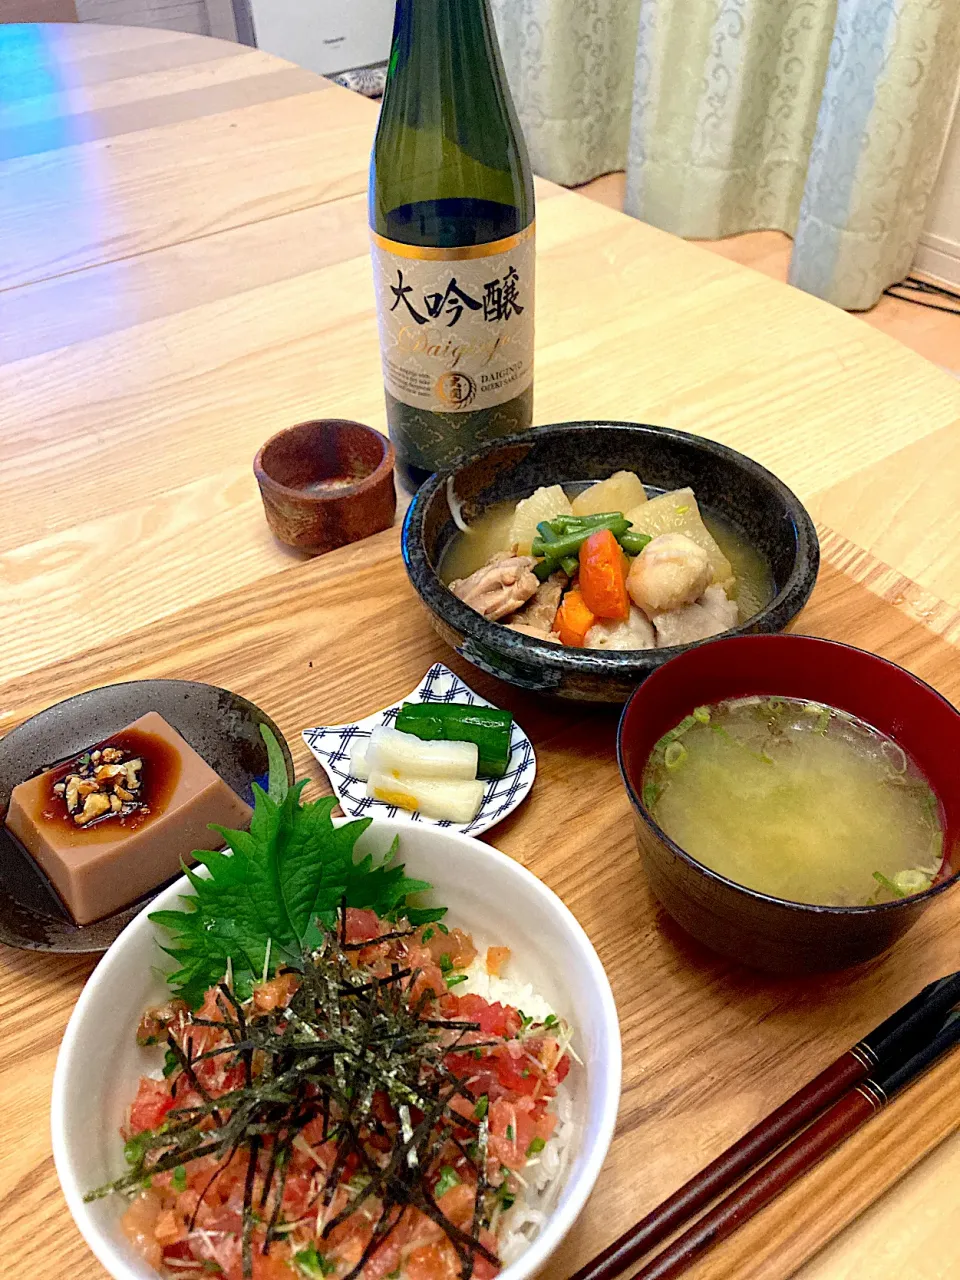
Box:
254;420;396;553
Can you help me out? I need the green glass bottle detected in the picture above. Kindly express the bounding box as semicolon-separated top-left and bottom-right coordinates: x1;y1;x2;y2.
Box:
370;0;535;491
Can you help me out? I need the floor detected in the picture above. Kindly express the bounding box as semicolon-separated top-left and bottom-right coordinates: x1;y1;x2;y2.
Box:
578;173;960;376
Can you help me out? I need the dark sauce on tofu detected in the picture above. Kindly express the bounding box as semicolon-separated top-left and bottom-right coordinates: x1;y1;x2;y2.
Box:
38;728;182;837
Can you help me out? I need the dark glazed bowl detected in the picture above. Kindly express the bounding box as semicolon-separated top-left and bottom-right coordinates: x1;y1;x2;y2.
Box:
254;419;396;553
618;634;960;973
402;422;819;702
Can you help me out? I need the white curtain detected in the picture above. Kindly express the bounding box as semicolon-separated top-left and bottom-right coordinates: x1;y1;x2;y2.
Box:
492;0;960;310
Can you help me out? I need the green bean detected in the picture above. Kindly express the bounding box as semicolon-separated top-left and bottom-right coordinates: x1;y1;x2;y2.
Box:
619;531;651;555
551;511;625;528
534;552;580;580
531;517;629;559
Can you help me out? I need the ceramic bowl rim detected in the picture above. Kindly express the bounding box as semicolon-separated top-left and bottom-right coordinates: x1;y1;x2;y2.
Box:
2;679;295;777
401;420;820;671
254;419;396;506
51;819;622;1280
617;632;960;919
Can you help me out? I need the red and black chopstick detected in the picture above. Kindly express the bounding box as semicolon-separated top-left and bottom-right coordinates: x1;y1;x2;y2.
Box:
571;972;960;1280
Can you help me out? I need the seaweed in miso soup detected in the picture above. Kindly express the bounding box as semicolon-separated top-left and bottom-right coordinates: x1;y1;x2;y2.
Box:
642;697;945;907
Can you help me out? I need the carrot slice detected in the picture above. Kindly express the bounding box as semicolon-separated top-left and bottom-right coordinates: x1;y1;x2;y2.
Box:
555;588;597;647
578;528;630;621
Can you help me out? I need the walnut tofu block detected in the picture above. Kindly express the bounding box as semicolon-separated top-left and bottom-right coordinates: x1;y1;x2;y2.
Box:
5;711;252;925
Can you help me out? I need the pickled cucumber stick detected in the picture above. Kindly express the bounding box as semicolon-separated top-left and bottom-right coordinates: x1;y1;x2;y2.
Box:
395;703;513;778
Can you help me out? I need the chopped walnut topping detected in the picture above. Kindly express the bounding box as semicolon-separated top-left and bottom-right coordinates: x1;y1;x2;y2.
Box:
75;792;111;825
56;741;147;827
94;764;125;782
65;777;80;813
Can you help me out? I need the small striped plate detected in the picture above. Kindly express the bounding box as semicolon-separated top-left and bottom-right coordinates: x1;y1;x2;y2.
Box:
302;663;536;836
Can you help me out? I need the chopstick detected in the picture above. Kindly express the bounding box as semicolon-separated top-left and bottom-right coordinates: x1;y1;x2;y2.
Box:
571;972;960;1280
624;1015;960;1280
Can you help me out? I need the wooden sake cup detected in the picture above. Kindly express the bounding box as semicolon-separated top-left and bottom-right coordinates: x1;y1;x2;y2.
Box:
254;420;396;553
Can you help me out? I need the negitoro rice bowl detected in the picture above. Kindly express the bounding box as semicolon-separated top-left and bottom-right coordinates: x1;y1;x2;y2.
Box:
52;809;621;1280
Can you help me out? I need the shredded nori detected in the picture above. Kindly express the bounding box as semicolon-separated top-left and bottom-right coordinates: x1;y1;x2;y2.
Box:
86;915;507;1279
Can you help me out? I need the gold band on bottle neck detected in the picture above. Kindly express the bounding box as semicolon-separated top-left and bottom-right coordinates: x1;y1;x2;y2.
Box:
370;221;535;261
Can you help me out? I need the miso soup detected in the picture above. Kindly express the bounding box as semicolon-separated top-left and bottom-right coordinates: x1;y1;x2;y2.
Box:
642;697;944;907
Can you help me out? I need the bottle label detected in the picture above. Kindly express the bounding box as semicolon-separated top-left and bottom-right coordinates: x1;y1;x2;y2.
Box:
371;223;535;415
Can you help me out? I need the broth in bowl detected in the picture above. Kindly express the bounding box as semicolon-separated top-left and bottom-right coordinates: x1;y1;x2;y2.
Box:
642;696;944;907
440;475;774;652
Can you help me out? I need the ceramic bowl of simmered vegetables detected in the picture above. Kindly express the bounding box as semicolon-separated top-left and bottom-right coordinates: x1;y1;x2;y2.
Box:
618;634;960;974
401;422;819;702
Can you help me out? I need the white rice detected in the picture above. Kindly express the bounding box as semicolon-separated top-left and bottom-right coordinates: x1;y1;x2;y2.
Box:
458;958;557;1026
457;957;577;1266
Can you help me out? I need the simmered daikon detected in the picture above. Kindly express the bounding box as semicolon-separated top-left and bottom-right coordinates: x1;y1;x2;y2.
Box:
507;485;572;555
571;471;647;518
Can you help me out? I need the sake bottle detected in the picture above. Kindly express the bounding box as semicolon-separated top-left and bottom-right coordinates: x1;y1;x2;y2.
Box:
370;0;535;491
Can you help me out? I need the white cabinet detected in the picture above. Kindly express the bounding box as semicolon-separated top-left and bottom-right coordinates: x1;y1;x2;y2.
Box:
915;104;960;291
246;0;395;76
76;0;396;73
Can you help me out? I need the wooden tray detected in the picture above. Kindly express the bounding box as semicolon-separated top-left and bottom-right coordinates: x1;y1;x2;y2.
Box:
3;523;960;1280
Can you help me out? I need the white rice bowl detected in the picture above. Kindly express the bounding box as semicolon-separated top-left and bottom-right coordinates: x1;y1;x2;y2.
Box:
52;818;622;1280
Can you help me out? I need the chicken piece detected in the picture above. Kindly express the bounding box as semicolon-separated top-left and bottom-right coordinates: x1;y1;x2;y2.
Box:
586;607;656;651
627;533;713;617
450;552;539;621
652;585;739;648
508;622;563;643
506;571;567;636
700;583;739;628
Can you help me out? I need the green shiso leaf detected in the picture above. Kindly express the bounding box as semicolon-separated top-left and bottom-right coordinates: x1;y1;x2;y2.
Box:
150;779;445;1006
260;723;289;804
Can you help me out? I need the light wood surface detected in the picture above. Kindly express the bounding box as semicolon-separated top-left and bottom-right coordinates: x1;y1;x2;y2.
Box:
2;23;960;1280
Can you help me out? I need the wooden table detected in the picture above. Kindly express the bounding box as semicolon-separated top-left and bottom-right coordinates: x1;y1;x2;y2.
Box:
3;22;960;1280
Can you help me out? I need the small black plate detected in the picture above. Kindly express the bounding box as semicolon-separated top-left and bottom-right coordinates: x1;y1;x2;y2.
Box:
0;680;294;954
